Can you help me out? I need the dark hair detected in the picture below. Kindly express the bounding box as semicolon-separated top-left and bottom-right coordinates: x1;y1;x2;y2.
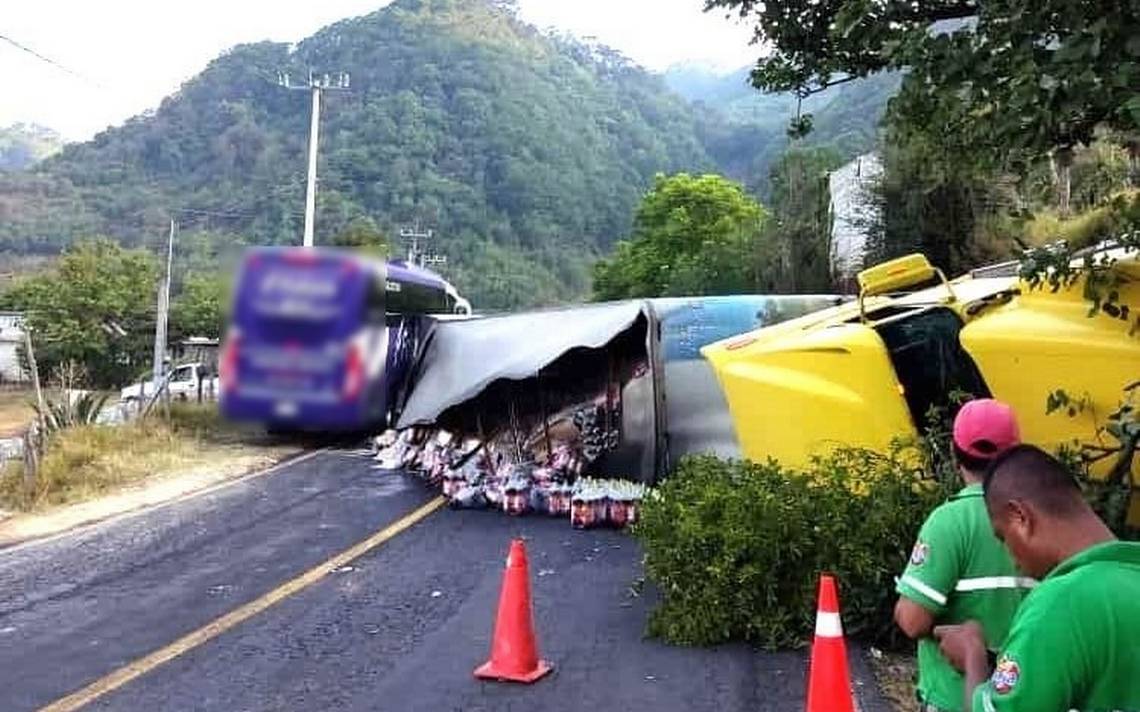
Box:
984;444;1084;516
953;441;997;474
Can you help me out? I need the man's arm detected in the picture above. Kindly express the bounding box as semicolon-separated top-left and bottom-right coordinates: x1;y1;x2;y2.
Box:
933;622;989;711
893;597;935;639
937;606;1076;711
894;510;960;633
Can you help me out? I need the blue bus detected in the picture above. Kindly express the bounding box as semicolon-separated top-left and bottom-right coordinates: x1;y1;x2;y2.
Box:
219;247;469;431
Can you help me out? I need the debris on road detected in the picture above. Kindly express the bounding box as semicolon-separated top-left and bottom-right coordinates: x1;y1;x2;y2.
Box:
374;426;651;529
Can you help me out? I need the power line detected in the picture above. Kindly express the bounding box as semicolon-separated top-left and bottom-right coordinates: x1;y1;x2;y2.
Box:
0;32;105;88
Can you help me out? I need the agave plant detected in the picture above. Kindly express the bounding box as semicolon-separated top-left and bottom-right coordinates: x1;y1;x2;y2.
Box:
33;390;112;437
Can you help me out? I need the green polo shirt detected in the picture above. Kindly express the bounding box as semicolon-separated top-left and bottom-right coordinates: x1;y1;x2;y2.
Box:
971;540;1140;712
896;484;1033;711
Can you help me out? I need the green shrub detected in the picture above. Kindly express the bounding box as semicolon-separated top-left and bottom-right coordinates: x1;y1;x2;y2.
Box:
634;446;952;649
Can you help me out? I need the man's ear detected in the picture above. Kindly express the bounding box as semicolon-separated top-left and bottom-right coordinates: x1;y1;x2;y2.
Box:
1008;499;1034;538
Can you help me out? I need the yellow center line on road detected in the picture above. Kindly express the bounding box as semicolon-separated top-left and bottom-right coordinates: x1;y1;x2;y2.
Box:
37;496;448;712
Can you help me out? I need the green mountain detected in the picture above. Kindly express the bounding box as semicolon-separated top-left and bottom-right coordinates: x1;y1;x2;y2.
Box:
0;0;894;308
0;0;718;307
0;123;65;171
665;64;899;194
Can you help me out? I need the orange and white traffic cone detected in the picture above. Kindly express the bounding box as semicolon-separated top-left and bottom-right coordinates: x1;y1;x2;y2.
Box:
805;574;856;712
474;538;553;683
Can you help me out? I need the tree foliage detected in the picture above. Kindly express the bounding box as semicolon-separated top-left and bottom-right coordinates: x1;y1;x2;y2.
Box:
330;216;390;258
3;240;159;387
169;274;229;342
592;173;766;300
864;123;1005;275
761;147;842;292
709;0;1140;169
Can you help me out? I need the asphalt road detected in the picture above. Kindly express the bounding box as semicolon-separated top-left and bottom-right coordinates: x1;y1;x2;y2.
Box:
0;449;892;712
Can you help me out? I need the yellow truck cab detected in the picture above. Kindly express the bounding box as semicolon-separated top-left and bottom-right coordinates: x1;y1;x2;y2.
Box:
702;248;1139;495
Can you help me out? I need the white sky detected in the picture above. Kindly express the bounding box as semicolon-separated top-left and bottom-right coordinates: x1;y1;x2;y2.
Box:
0;0;757;141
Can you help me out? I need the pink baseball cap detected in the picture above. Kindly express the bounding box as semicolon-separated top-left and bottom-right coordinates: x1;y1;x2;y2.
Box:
953;399;1021;460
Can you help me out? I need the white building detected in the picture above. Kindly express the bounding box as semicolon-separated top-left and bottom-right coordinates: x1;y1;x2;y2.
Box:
829;152;883;287
0;312;28;384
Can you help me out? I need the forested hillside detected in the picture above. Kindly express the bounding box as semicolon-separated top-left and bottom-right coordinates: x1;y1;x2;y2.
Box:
0;0;891;308
664;65;898;193
0;0;722;307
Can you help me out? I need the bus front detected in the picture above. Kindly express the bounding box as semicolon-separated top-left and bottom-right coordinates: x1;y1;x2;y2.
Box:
219;248;386;431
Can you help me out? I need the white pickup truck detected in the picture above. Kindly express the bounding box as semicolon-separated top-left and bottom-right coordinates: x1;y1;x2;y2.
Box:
119;362;220;403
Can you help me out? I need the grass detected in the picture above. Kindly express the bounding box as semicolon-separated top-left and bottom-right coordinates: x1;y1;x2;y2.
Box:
0;389;35;437
1022;189;1140;249
0;403;289;512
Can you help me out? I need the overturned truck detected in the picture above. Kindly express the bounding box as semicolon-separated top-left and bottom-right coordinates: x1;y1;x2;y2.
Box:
380;244;1140;524
374;295;842;522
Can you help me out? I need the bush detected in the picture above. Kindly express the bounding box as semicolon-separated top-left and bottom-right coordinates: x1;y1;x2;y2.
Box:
634;445;952;649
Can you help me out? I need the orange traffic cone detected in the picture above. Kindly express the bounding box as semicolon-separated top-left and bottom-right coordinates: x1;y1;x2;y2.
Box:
474;539;553;683
805;574;856;712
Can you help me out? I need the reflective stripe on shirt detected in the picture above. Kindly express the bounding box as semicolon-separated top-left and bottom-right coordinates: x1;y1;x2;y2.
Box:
900;574;948;605
955;576;1037;592
980;688;997;712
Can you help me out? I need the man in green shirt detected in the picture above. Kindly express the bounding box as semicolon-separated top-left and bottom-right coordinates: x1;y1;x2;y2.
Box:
935;444;1140;712
895;399;1034;711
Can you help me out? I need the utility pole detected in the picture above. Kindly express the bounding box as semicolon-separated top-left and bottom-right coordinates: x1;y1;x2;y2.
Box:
303;85;320;248
277;70;350;247
151;219;175;408
399;222;446;269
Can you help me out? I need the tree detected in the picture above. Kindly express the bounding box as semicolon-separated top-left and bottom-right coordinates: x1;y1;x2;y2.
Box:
762;147;842;292
709;0;1140;211
864;124;1006;276
2;240;159;387
592;173;767;300
330;216;390;258
170;274;229;341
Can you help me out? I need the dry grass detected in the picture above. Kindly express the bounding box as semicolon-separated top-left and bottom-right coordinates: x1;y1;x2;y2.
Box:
868;649;918;712
0;389;35;437
0;403;287;512
1023;190;1140;249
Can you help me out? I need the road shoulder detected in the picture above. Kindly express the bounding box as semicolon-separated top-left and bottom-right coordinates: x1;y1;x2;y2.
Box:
0;445;306;549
